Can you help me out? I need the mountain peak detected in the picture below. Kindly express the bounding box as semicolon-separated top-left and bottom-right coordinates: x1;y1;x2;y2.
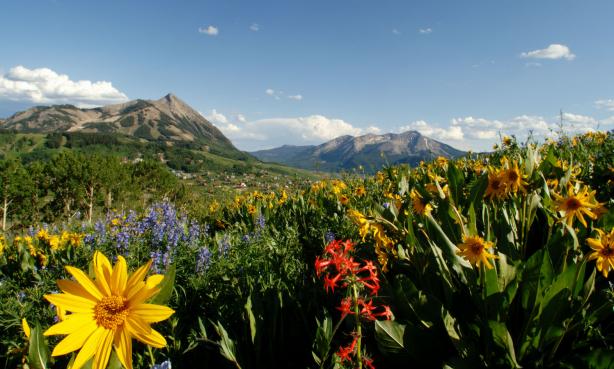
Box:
251;130;465;172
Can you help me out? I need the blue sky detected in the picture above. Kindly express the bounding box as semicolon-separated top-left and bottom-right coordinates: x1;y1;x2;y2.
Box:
1;0;613;151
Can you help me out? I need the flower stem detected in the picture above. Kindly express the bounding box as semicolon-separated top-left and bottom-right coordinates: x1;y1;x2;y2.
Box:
352;284;363;369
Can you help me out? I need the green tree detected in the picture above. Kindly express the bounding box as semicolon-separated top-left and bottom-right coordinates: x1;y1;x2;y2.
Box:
0;160;34;230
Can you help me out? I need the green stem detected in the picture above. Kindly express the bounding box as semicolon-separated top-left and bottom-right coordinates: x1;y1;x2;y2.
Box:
352;284;363;369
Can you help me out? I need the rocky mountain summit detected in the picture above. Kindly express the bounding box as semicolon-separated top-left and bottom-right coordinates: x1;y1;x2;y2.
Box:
251;130;465;172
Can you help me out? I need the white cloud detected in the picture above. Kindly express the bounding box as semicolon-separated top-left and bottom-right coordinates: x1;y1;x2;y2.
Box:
392;29;401;35
250;23;260;32
520;44;575;60
288;94;303;101
418;28;432;34
595;99;614;111
0;65;128;108
265;88;284;100
204;109;228;124
399;120;464;141
198;25;219;36
206;110;381;150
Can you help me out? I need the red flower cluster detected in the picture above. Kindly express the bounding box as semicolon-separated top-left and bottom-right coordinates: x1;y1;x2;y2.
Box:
336;335;375;369
315;240;382;296
315;239;393;369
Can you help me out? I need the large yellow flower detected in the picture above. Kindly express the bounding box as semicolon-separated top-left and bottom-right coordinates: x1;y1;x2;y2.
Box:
587;228;614;278
44;251;174;369
456;235;498;269
502;160;527;194
484;169;508;200
410;189;432;216
553;185;600;228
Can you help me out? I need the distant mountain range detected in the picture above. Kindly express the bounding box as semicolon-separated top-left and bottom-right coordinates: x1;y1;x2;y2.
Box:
0;93;240;156
251;131;466;172
0;95;466;173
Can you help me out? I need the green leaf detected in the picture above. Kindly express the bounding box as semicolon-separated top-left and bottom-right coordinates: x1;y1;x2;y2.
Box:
107;351;123;369
488;321;520;368
28;322;50;369
311;314;333;366
213;321;241;368
244;295;257;344
446;163;464;206
150;263;176;305
375;320;406;355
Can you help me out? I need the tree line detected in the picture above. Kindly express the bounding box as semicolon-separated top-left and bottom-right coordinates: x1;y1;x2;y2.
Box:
0;152;187;230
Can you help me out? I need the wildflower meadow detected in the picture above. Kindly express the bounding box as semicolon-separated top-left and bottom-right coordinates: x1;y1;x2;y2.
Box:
1;132;613;369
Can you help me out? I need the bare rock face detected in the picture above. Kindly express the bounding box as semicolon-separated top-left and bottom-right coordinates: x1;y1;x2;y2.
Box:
251;131;465;172
0;93;233;148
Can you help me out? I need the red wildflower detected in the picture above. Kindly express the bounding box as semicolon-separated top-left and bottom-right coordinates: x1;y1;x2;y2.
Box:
374;305;393;320
314;256;332;276
360;299;377;321
337;297;354;318
336;335;358;362
363;356;376;369
324;273;341;293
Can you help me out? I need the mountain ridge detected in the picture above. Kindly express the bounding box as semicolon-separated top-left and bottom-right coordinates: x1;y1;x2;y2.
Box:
251;130;465;172
0;93;235;151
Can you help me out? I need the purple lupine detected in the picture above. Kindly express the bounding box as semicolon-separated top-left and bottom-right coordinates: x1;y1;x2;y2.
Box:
257;213;266;230
218;235;231;257
325;230;336;243
196;247;212;273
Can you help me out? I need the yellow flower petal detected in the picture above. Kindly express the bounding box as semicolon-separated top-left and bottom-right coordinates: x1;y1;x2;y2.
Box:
45;294;96;313
131;304;175;323
71;326;106;369
51;321;97;356
57;280;99;302
113;329;133;369
93;251;112;296
65;266;103;301
111;256;128;295
93;329;114;369
146;274;164;289
125;259;152;292
44;314;93;336
22;318;30;339
126;318;166;348
125;316;152;336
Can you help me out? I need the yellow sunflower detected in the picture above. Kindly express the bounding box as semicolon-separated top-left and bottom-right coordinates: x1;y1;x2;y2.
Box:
552;185;600;228
348;209;370;241
456;235;498;269
44;251;174;369
587;228;614;278
410;189;432;216
503;160;527;194
484;169;508;200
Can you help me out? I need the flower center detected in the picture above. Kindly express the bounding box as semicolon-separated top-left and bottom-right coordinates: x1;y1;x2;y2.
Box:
565;197;582;211
470;242;484;255
491;179;501;190
94;295;129;330
601;246;613;257
508;170;519;182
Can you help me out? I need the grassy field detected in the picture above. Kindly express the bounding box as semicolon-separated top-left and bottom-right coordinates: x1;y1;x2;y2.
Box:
1;132;613;369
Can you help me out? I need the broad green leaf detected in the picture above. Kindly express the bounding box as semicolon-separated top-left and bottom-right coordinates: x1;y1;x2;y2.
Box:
150;263;176;305
375;320;406;355
488;321;520;368
28;322;50;369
